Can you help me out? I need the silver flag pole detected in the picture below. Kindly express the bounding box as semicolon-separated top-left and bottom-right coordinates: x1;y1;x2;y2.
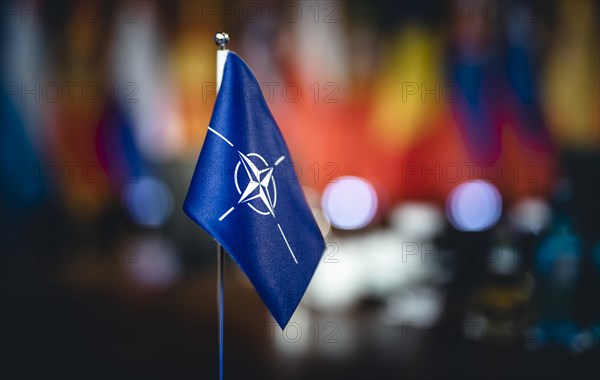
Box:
214;31;229;380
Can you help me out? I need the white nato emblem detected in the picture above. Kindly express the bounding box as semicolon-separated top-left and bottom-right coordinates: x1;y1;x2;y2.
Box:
235;152;279;216
208;126;298;264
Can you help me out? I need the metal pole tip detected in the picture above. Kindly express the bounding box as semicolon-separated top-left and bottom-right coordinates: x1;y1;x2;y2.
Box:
214;32;230;50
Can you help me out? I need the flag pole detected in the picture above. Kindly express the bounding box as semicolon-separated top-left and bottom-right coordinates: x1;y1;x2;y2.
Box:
214;31;229;380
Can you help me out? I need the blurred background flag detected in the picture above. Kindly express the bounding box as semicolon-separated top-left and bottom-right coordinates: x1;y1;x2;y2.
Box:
183;50;325;328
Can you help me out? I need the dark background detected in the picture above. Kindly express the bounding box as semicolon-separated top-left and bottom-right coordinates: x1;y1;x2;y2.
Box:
1;1;599;379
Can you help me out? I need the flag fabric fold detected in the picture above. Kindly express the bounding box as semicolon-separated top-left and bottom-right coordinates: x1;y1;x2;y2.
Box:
184;52;325;328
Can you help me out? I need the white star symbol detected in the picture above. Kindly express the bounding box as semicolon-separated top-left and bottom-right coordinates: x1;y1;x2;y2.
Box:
237;151;275;217
207;124;297;264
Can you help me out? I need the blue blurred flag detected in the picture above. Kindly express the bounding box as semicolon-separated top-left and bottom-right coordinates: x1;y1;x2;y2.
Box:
184;52;325;328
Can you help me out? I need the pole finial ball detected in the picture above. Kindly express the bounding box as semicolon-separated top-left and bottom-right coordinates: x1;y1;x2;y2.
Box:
214;32;230;49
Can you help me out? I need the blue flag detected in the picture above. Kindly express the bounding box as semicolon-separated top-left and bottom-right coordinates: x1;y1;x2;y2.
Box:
184;52;325;328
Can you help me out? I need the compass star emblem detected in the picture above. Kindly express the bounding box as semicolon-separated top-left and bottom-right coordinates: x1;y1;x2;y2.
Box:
207;126;297;264
236;151;276;217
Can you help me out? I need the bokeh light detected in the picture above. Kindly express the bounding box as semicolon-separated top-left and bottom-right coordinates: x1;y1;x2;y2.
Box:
123;176;174;228
322;176;378;230
508;197;552;235
389;202;444;240
446;180;502;231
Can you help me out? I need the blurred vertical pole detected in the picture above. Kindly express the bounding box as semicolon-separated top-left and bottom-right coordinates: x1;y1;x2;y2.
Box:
214;32;229;380
217;244;224;380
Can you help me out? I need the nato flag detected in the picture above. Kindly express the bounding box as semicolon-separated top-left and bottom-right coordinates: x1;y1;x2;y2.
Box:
183;52;325;328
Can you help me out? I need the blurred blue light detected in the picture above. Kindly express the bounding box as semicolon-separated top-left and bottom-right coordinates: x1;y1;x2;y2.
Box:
322;176;378;230
123;176;173;228
446;180;502;231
